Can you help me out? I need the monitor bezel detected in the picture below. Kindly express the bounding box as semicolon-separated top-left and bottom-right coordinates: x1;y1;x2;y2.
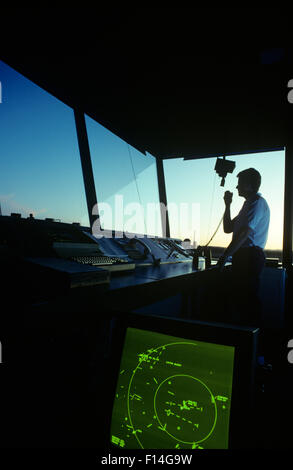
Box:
103;312;259;451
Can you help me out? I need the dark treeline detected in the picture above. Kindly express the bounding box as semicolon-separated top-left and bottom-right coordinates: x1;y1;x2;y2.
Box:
210;246;282;261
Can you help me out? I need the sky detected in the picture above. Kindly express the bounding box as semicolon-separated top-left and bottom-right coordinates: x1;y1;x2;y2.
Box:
0;59;285;250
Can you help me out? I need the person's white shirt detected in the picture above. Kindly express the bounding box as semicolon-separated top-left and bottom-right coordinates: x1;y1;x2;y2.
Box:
232;193;270;249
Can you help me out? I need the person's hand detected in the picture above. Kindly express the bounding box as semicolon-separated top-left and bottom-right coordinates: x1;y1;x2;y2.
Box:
215;255;227;272
224;191;233;206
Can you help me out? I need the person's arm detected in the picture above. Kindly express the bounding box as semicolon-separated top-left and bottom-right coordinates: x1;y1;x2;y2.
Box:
223;205;234;233
223;191;234;233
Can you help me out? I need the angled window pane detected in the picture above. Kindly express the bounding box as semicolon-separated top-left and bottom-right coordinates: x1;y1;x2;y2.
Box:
85;114;162;236
0;60;89;226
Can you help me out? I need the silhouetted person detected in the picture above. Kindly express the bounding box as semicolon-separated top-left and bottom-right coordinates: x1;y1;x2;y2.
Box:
215;168;270;326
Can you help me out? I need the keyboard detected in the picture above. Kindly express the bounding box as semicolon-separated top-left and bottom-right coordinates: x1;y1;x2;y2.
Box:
71;255;129;265
71;255;135;272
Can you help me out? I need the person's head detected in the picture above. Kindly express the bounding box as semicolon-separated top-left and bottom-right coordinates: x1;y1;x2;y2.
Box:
236;168;261;198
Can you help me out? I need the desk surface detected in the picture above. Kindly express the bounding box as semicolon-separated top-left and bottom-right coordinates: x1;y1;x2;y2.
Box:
109;262;200;290
105;263;217;313
26;260;215;314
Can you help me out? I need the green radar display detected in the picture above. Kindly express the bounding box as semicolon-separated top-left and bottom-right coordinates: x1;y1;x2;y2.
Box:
110;328;235;449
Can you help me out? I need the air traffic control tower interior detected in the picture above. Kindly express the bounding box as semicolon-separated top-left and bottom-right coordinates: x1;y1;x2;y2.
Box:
1;8;293;451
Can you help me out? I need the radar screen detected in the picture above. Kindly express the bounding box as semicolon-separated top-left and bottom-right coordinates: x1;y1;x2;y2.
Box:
110;328;235;449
